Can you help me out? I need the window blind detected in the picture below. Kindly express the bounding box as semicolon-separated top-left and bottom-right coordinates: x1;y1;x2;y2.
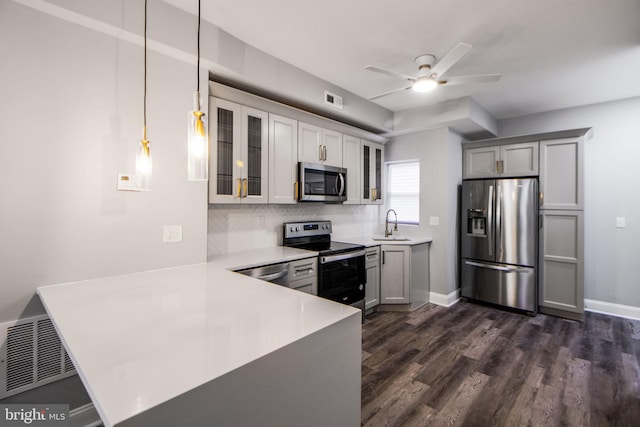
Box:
387;161;420;224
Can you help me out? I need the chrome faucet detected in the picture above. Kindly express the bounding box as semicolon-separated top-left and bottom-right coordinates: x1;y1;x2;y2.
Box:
385;209;398;237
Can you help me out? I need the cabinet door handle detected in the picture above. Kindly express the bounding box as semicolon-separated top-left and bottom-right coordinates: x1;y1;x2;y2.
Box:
236;178;242;198
495;160;499;174
323;145;327;161
242;178;248;198
294;181;299;200
319;145;323;161
539;191;544;206
382;251;385;265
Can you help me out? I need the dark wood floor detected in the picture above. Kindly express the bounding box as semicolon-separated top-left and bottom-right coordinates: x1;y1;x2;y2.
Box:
361;301;640;426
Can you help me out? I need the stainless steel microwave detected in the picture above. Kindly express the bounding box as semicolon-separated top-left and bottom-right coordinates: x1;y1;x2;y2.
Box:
298;162;347;202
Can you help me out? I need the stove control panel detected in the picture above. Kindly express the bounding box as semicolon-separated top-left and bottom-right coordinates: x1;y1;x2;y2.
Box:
283;221;332;239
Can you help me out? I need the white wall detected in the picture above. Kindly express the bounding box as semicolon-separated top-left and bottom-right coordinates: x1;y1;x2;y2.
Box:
0;1;208;323
499;97;640;307
384;128;462;296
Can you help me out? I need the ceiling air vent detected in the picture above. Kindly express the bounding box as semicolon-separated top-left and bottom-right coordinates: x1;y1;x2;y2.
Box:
324;90;343;110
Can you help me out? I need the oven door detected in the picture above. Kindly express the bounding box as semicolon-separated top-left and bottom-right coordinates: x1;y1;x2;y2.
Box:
299;162;347;202
318;250;365;305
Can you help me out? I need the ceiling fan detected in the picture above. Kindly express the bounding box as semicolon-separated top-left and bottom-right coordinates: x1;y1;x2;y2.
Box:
365;42;502;100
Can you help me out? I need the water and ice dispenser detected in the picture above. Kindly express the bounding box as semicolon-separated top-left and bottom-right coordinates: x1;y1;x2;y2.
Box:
467;209;487;236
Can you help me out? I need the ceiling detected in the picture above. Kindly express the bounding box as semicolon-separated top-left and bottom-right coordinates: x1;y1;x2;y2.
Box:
165;0;640;120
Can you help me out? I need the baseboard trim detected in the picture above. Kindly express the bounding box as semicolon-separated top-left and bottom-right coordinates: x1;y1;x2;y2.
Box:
585;299;640;321
429;290;460;308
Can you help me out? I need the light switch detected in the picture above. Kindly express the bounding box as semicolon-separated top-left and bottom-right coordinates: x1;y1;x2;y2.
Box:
164;225;183;243
429;216;439;226
616;217;626;228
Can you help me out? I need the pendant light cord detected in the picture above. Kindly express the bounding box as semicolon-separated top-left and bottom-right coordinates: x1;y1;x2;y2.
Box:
144;0;148;129
197;0;201;93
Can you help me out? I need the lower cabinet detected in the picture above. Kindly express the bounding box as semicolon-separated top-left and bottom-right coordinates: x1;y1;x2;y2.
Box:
289;257;318;295
539;210;584;319
365;247;380;309
380;245;411;304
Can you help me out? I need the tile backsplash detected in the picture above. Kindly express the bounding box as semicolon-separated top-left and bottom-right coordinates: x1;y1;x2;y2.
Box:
208;204;382;256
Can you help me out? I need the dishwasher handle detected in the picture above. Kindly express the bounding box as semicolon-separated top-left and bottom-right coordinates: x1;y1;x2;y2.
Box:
258;270;289;282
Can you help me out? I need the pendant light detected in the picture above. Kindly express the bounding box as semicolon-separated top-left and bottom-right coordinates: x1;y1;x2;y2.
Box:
187;0;208;181
136;0;152;190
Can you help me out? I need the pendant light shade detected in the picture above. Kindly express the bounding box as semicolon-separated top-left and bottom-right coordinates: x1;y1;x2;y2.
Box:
136;126;152;190
136;0;152;190
187;0;208;181
188;91;208;180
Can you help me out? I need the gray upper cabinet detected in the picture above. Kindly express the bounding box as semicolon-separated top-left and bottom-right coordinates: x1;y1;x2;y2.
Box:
463;142;538;179
342;135;361;205
361;140;384;205
502;142;539;176
539;138;583;210
268;114;298;204
209;98;269;204
298;122;343;168
463;146;499;178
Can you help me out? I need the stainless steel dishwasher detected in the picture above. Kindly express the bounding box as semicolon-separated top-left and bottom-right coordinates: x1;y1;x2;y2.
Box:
237;262;289;287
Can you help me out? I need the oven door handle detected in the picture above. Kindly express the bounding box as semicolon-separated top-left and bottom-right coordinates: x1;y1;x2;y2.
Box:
320;249;366;264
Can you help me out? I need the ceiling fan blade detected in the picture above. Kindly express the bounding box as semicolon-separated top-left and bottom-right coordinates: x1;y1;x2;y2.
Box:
441;74;502;86
430;42;472;77
365;65;416;82
367;85;413;100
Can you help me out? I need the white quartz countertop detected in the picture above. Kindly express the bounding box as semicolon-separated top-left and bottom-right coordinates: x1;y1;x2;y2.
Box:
207;246;318;271
337;236;433;247
37;262;358;427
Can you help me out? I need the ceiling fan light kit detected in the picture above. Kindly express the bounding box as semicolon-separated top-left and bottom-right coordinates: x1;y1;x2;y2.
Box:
412;77;437;92
365;42;502;100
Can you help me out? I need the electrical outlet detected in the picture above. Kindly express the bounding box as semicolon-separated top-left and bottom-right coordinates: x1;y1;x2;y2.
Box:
429;216;439;226
616;217;626;228
164;225;183;243
258;215;265;229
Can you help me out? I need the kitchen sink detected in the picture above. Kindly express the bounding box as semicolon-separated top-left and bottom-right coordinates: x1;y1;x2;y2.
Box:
372;236;412;241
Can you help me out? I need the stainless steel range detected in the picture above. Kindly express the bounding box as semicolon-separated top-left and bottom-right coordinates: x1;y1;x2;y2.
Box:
283;221;366;315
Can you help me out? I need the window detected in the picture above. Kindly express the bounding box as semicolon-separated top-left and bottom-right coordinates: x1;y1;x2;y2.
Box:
386;160;420;225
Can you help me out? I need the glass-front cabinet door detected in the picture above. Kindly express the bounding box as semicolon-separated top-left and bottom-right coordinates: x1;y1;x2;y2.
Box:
361;140;384;205
209;98;268;204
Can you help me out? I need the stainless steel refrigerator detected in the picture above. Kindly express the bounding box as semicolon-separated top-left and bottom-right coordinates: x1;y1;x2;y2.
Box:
460;178;538;313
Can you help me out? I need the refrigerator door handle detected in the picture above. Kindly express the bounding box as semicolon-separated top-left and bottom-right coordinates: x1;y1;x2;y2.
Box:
487;185;494;256
496;184;502;260
465;260;529;273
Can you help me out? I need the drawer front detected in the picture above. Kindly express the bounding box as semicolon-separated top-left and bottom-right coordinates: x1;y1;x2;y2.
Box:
289;258;317;281
365;247;380;265
290;277;318;295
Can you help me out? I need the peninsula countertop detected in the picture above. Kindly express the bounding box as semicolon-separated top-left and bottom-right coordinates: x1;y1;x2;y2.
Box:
37;261;359;427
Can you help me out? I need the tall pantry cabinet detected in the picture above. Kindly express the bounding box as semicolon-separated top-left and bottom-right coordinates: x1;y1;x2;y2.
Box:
538;138;585;320
462;128;590;321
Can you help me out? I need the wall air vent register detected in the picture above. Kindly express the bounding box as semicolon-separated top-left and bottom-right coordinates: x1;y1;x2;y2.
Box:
0;314;76;399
